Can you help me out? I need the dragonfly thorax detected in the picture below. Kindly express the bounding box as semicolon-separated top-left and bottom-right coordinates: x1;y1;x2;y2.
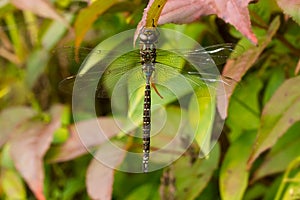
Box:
139;27;158;67
140;46;156;65
140;45;156;84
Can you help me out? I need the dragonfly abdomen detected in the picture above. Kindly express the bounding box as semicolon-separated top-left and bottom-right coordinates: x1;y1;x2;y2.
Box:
142;83;151;172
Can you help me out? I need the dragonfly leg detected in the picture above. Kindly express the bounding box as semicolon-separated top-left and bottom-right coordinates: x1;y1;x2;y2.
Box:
151;82;164;99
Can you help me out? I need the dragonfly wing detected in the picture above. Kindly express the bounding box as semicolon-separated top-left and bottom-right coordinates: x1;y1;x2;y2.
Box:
188;43;237;65
156;43;238;68
59;49;144;98
153;63;232;98
59;43;239;98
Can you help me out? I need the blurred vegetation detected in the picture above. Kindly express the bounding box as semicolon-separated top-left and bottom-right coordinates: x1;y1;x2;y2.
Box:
0;0;300;200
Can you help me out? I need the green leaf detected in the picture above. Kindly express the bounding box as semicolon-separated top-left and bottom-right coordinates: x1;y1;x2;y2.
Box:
125;184;160;200
1;169;27;200
4;13;27;63
52;127;69;144
41;13;73;51
252;122;300;181
248;76;300;166
25;48;50;88
249;0;281;24
226;74;263;142
263;175;283;200
74;0;123;49
173;144;220;200
263;67;285;105
134;0;167;42
62;178;86;200
220;131;256;200
1;145;15;169
144;0;167;27
188;87;216;156
113;171;161;199
243;183;268;200
196;180;219;200
275;157;300;200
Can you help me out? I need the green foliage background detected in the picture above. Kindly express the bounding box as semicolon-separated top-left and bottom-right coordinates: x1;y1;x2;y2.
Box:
0;0;300;199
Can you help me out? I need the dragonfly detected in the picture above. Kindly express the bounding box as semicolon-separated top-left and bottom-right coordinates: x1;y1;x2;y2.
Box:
59;27;238;173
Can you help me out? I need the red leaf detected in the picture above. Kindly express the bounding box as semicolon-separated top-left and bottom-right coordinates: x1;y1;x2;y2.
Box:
0;107;36;147
158;0;213;24
86;146;126;200
11;0;69;28
10;105;63;200
295;59;300;75
276;0;300;25
137;0;258;44
48;117;121;163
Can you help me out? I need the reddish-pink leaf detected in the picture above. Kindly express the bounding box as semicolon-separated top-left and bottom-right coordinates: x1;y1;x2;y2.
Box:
163;0;257;44
10;105;63;200
295;59;300;75
158;0;213;24
276;0;300;25
86;147;126;200
137;0;258;44
217;17;280;118
0;106;36;147
11;0;69;28
48;117;121;163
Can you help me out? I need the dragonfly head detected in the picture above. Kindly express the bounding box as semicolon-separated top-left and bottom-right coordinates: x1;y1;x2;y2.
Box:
139;27;159;44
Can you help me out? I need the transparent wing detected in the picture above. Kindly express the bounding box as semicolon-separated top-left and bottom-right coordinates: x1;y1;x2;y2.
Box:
155;43;240;68
152;63;234;99
59;43;238;98
56;43;238;72
59;49;142;98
